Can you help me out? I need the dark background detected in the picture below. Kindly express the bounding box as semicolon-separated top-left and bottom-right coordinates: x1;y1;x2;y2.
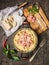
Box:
0;0;49;65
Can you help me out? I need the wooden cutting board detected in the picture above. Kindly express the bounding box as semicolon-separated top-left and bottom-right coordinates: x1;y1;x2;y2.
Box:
23;4;49;34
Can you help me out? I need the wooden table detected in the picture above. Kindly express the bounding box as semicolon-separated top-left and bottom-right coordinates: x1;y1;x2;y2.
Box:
0;0;49;65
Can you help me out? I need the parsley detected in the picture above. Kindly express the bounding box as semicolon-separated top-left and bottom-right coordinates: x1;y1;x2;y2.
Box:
28;5;39;15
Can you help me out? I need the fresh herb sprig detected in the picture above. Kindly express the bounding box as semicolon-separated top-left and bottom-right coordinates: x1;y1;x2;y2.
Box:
28;4;39;15
2;39;20;61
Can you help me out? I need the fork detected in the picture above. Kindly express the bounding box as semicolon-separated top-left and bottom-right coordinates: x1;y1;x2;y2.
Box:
29;38;46;62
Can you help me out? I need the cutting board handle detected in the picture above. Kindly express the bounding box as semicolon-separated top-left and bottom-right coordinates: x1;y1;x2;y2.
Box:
18;2;27;8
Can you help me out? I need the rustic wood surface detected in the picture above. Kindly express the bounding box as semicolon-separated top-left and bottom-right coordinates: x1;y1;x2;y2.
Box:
0;0;49;65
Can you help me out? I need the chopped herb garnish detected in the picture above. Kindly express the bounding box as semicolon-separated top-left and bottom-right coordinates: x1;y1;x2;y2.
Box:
28;4;39;15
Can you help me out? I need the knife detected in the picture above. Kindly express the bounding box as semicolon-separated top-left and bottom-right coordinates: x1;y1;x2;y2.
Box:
29;38;46;62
